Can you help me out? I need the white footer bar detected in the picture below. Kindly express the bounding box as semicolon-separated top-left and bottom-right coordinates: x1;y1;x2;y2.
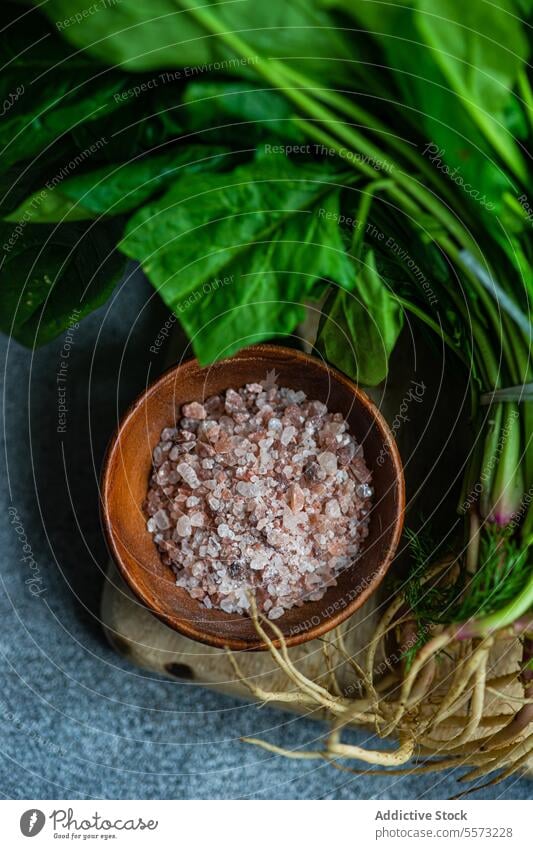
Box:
2;799;530;848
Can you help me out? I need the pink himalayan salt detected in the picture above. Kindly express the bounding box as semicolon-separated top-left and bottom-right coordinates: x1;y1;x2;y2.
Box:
287;483;305;512
177;462;200;489
176;515;192;537
182;401;206;420
144;382;373;620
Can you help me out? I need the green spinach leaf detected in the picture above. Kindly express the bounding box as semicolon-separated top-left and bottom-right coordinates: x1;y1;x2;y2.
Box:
324;0;528;229
317;250;404;385
0;219;125;346
4;145;232;223
30;0;353;83
120;156;357;361
415;0;529;181
182;81;304;144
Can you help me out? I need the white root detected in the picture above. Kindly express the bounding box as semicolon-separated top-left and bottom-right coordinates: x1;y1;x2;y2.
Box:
226;572;531;786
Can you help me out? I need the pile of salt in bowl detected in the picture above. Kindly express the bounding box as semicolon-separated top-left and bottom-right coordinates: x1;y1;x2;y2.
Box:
145;380;373;619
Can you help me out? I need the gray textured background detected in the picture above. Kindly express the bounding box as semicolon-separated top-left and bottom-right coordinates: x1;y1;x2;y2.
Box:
0;266;530;799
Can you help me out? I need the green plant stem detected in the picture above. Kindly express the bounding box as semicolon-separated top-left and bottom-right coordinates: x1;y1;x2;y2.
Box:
501;314;525;385
456;571;533;637
292;117;420;215
277;65;458;204
479;405;504;517
523;402;533;494
350;179;393;258
427;48;528;183
517;70;533;135
394;295;468;364
471;318;501;390
488;403;524;525
522;501;533;545
441;239;525;389
459;434;484;515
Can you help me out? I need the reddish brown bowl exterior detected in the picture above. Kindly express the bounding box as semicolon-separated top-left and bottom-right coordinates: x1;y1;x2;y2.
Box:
101;345;404;650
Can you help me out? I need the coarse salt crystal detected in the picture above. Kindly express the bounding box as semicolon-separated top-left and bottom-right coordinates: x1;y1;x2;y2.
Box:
182;401;206;420
250;552;269;569
357;483;374;499
280;425;296;445
207;539;220;557
177;462;200;489
287;483;305;512
318;451;337;474
153;508;170;530
176;515;192;537
325;499;341;518
225;389;245;413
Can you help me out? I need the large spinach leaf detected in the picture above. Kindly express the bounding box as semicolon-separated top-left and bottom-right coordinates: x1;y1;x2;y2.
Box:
317;250;404;386
415;0;529;181
0;219;125;346
182;82;304;144
29;0;354;83
0;2;130;212
4;145;232;223
120;156;358;361
0;76;129;172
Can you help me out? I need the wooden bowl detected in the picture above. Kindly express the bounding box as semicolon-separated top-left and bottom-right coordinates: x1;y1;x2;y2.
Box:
101;345;404;650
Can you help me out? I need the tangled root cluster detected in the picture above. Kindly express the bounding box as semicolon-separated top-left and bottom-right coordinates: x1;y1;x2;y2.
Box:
228;562;533;794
